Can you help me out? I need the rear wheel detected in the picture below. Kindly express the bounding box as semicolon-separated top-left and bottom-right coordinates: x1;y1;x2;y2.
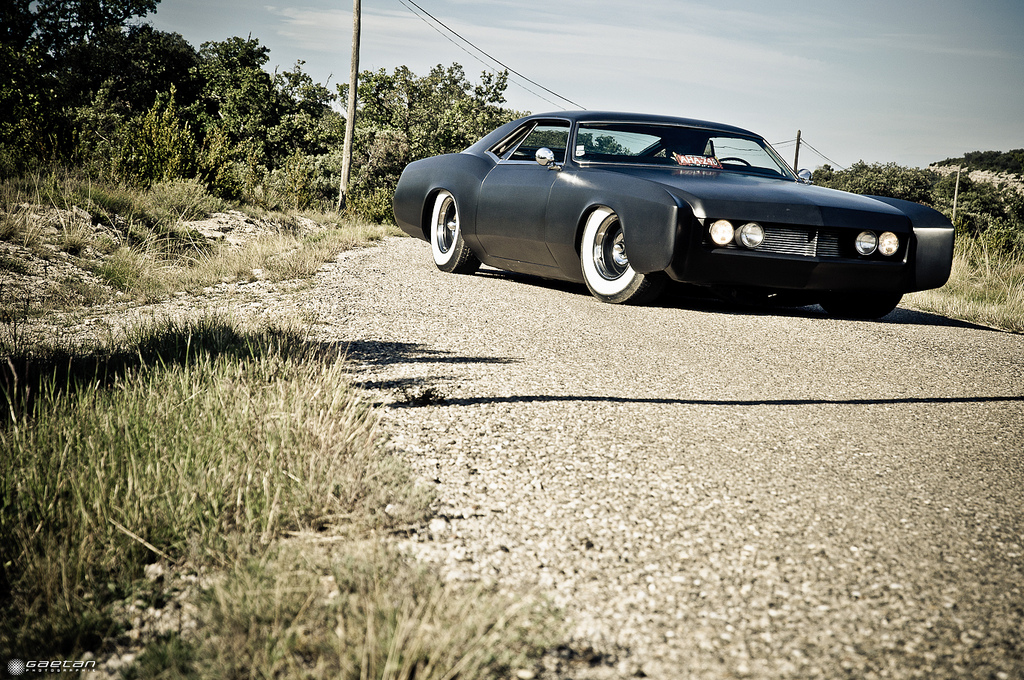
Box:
580;208;664;304
819;292;903;319
430;190;479;274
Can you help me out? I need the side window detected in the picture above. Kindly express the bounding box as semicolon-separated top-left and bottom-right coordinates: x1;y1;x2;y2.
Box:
489;124;533;159
506;123;570;162
575;126;662;162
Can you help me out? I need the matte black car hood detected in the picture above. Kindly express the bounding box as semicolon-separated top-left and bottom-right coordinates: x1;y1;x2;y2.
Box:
616;167;910;231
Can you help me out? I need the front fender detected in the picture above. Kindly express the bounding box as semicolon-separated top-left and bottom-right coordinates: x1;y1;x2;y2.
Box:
547;170;683;275
866;196;955;292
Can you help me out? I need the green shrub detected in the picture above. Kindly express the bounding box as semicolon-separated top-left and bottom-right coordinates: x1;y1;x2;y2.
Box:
115;89;199;186
814;161;936;204
143;178;226;222
269;152;320;210
348;186;396;225
98;246;147;290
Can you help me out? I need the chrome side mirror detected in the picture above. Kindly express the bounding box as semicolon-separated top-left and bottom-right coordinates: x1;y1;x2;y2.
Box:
536;147;560;170
797;168;813;184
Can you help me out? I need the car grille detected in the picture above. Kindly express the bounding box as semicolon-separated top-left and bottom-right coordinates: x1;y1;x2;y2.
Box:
709;225;848;258
761;225;843;257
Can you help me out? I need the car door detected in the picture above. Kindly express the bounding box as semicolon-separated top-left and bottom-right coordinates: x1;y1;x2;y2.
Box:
474;121;570;268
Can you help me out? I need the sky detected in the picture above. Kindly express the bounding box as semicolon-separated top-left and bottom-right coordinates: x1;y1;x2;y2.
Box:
147;0;1024;170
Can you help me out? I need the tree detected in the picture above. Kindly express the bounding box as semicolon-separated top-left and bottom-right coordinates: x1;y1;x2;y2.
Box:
0;43;47;173
115;87;198;186
0;0;166;165
347;64;519;162
80;25;200;114
269;61;339;159
30;0;159;58
193;37;280;166
337;63;521;221
0;0;35;52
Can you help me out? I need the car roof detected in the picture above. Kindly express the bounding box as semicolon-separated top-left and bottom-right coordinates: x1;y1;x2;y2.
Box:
537;110;756;135
466;111;761;155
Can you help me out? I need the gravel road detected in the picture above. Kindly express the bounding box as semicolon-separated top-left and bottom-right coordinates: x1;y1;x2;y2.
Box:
307;236;1023;679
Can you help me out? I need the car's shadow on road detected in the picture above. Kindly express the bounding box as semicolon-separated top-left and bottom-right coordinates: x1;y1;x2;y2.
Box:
338;331;1023;412
475;269;1003;333
343;339;518;367
342;339;519;400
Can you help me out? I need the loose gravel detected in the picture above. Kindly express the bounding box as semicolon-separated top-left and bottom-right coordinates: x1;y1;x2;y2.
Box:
289;237;1023;680
51;235;1024;679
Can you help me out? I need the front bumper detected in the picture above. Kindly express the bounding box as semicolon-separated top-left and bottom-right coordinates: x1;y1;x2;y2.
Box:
665;246;912;293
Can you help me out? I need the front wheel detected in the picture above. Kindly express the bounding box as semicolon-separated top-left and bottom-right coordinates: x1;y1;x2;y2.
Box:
580;208;665;304
430;190;479;274
819;292;903;319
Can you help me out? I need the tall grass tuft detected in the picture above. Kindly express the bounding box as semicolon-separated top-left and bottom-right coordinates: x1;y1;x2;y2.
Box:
188;540;559;680
0;315;433;657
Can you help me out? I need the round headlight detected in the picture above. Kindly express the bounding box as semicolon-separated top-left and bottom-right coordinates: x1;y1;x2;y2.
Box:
710;220;734;246
855;231;878;256
878;231;899;256
736;222;765;249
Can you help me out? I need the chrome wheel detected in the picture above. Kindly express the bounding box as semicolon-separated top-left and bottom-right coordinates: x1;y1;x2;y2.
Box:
580;208;665;304
434;194;457;255
429;190;480;274
592;216;630;281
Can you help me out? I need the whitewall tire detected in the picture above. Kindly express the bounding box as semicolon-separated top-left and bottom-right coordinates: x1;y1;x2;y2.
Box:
580;208;664;304
430;190;479;274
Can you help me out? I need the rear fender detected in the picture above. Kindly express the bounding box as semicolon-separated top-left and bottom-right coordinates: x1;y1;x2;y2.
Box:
393;153;493;243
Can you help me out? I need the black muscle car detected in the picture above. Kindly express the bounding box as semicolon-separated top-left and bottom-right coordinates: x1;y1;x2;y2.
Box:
392;111;954;318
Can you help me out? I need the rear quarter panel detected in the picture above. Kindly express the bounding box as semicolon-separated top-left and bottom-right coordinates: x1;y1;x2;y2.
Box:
393;153;495;244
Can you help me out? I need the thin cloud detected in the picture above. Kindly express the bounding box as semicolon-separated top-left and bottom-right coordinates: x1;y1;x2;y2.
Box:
174;0;1023;167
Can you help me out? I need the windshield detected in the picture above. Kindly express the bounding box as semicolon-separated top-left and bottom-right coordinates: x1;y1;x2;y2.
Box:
573;122;796;180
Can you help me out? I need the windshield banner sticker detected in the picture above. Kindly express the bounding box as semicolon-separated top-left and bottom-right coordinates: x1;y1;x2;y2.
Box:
673;153;723;169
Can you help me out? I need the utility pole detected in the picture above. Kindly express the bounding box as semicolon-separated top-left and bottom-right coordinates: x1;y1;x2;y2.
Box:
338;0;361;211
793;129;802;171
952;167;961;226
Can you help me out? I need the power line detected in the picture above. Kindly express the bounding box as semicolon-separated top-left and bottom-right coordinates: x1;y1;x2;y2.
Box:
800;139;845;170
394;0;585;110
773;136;845;170
394;0;564;109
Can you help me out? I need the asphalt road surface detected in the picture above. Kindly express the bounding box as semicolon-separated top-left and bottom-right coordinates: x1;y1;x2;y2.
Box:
315;237;1023;679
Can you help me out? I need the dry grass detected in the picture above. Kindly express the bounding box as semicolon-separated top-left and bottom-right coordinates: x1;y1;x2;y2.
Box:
905;236;1024;333
183;539;558;680
0;315;558;676
0;173;402;313
0;317;419;649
